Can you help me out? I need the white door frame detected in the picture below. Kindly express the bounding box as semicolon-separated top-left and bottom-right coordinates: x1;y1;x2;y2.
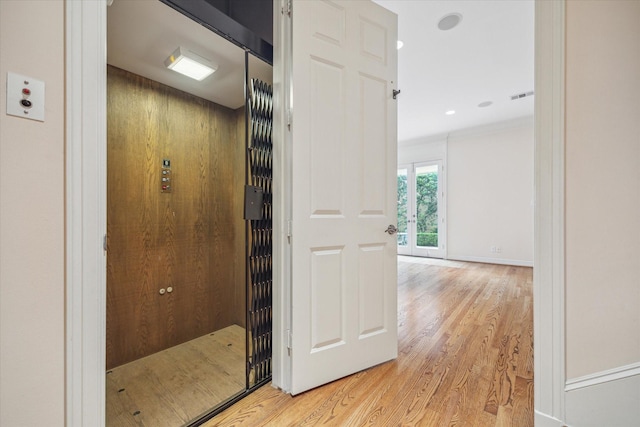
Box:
271;0;292;392
64;0;566;425
65;1;107;425
533;1;566;424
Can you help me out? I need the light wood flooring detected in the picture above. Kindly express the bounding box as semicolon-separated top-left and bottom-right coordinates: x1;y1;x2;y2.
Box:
106;325;246;427
205;257;534;426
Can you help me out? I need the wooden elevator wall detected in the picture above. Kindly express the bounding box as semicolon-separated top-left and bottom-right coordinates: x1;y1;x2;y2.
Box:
106;65;246;369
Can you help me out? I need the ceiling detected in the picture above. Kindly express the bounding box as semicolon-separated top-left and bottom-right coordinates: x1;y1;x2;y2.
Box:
107;0;272;110
108;0;534;141
374;0;535;143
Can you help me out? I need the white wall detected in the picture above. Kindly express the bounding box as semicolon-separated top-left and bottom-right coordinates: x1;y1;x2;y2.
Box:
399;118;534;266
398;136;446;166
565;0;640;380
0;1;66;426
447;119;534;266
563;1;640;424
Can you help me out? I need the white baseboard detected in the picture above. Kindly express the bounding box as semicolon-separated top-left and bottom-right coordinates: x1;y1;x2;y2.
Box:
535;411;566;427
446;255;533;267
565;361;640;391
565;370;640;427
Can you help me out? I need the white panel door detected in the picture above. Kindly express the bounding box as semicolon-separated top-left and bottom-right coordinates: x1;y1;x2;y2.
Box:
290;0;398;394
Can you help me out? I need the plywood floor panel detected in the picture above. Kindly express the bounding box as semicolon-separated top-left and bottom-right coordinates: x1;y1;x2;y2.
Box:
106;325;246;427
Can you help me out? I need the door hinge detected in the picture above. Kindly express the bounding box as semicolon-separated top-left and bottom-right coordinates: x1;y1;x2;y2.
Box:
287;219;292;243
287;108;292;131
286;329;292;356
282;0;292;16
103;234;107;252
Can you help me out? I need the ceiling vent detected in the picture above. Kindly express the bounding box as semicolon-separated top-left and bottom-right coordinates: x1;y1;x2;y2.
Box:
510;91;534;101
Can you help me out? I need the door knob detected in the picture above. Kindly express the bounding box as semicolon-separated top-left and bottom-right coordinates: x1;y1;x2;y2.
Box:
384;224;398;235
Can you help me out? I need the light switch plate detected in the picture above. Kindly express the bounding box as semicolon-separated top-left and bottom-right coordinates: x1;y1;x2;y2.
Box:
6;72;45;122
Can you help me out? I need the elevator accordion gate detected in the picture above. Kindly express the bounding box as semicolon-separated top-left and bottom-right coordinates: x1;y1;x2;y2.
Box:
247;78;273;387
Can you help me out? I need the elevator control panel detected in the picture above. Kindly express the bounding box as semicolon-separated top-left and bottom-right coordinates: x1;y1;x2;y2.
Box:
6;72;45;122
161;159;172;193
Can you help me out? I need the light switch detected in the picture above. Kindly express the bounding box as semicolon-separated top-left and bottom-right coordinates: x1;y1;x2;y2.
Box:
6;72;45;122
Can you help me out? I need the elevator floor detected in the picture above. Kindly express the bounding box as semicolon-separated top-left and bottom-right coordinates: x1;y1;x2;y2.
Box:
106;325;246;427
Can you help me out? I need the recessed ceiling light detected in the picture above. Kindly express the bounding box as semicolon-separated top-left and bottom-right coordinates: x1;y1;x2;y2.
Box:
397;40;404;50
165;47;217;81
445;110;456;115
438;13;463;31
478;101;493;108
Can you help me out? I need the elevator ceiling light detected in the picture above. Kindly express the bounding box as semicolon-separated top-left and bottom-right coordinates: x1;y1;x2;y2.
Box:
164;47;217;81
445;110;456;115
